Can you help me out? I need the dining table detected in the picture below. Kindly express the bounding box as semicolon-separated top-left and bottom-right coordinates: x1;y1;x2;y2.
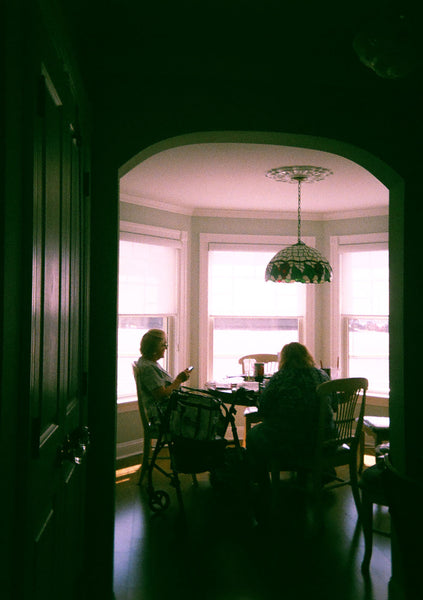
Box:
204;379;265;446
204;378;267;406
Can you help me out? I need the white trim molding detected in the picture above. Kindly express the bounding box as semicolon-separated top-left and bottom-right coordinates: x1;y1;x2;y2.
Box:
116;438;143;461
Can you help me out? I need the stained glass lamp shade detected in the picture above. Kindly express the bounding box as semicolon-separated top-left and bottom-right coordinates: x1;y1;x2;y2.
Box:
265;166;333;284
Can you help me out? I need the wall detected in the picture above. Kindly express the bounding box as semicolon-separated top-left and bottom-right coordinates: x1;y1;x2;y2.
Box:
120;198;192;232
116;201;388;460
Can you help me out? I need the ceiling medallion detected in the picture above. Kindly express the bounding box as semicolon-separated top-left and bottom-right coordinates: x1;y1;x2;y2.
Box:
266;165;333;184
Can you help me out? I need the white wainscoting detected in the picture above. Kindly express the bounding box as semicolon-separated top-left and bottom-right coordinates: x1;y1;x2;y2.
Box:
116;438;143;461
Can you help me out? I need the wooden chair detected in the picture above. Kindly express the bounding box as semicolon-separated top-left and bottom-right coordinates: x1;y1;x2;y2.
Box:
240;354;279;446
358;459;390;575
315;377;368;512
239;353;279;378
270;377;368;517
358;454;423;592
132;362;161;485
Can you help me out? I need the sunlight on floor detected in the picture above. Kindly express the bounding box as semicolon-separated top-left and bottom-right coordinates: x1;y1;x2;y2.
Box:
116;464;141;485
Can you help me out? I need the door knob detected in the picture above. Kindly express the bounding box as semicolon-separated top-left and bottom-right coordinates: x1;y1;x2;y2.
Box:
59;426;90;465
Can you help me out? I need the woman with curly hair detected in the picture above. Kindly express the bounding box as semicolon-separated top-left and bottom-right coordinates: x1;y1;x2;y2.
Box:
246;342;335;517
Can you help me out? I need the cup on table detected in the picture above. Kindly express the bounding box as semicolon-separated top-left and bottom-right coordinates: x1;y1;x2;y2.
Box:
254;362;265;382
322;367;340;379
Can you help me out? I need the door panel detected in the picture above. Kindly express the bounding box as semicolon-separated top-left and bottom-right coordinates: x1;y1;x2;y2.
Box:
30;64;88;600
42;78;62;431
68;122;83;415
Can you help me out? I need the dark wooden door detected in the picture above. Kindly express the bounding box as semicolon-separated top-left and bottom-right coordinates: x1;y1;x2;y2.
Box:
29;63;89;600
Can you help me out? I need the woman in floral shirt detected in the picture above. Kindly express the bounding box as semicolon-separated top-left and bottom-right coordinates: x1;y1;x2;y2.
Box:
246;342;334;499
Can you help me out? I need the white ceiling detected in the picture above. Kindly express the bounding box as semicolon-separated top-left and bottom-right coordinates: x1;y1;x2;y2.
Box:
120;143;389;218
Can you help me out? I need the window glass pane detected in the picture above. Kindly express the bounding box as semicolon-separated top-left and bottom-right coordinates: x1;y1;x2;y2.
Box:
118;240;178;314
212;317;298;381
341;250;388;315
348;318;389;395
209;250;305;316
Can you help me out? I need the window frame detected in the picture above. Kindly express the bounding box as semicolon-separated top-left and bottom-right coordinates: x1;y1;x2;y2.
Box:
330;232;389;396
117;221;188;403
199;233;316;384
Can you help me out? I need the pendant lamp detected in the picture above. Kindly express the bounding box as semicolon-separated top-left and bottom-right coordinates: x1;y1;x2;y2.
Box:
265;165;333;284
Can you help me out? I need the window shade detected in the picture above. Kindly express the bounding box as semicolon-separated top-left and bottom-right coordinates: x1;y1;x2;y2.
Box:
118;239;178;314
209;250;305;317
340;250;389;315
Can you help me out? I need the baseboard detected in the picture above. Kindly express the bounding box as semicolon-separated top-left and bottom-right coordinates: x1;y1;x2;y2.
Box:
116;438;143;461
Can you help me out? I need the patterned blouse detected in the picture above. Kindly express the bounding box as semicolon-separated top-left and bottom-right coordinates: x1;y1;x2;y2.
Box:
257;366;334;454
136;356;173;422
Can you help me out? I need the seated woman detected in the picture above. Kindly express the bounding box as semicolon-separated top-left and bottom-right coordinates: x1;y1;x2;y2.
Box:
136;329;191;425
246;342;335;504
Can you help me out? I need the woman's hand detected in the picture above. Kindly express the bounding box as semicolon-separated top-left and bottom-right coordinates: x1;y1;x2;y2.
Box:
153;369;192;401
175;369;191;384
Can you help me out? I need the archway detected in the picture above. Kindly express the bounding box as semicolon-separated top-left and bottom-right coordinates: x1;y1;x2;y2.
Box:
115;130;405;599
118;130;403;466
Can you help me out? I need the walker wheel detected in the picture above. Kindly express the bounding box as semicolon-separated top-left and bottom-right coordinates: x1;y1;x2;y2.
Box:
149;490;170;512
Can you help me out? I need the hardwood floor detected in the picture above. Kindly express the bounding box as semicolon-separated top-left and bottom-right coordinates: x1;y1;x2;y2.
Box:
114;457;391;600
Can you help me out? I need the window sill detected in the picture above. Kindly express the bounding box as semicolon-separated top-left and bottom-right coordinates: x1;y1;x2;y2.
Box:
366;394;389;412
117;397;138;413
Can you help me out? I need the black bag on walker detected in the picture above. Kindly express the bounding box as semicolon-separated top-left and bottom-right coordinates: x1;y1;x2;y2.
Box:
169;389;224;441
169;390;227;473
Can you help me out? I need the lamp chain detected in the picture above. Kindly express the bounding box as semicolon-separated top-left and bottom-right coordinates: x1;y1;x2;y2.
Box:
297;179;302;243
